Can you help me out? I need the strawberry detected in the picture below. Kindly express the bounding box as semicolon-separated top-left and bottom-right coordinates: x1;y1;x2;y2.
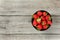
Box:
43;25;48;29
43;12;47;16
42;21;47;25
33;14;39;19
37;11;42;16
33;20;38;26
41;16;46;21
37;24;42;30
45;15;51;21
47;21;52;25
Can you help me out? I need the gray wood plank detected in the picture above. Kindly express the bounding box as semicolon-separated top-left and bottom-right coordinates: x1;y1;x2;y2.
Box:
0;35;60;40
0;0;60;15
0;15;60;34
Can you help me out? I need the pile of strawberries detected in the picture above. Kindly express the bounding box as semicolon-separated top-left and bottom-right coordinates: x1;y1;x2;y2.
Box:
32;10;52;31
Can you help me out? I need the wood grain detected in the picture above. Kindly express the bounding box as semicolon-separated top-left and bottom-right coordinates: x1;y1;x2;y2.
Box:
0;15;59;34
0;0;60;15
0;0;60;40
0;35;60;40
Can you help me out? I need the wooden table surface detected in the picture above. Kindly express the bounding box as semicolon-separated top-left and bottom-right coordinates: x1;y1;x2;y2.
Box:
0;0;60;40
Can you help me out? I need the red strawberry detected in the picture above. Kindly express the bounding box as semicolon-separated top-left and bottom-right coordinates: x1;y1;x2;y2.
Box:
43;25;48;29
47;21;52;25
33;20;38;26
43;12;47;16
37;24;42;30
37;11;42;16
41;16;46;21
42;21;47;25
45;15;51;20
33;14;39;19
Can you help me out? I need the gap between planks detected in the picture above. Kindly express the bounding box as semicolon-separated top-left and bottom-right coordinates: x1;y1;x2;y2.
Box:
0;15;59;17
